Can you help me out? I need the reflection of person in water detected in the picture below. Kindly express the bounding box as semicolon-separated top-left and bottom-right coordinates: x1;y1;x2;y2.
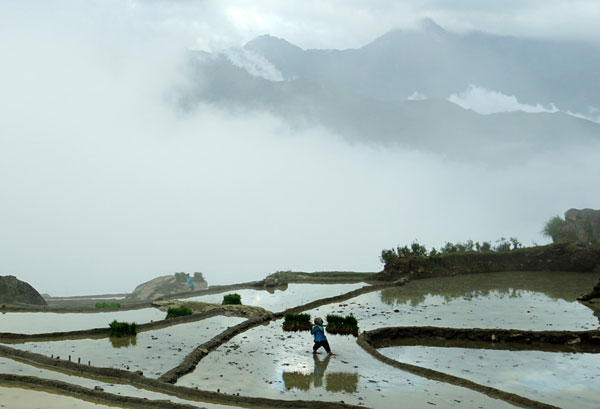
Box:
312;353;331;387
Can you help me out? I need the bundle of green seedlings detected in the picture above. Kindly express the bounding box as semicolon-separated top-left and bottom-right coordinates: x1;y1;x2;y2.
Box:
108;320;137;338
166;305;193;319
282;312;312;332
325;314;359;336
222;293;242;305
95;302;120;309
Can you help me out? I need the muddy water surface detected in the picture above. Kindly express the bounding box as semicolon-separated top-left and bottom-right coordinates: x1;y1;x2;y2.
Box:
0;357;240;409
380;346;600;409
0;308;165;334
308;271;600;331
7;316;245;378
0;385;121;409
180;284;367;312
178;320;516;409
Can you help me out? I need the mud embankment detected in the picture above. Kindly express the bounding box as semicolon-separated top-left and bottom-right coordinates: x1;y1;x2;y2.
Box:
357;330;562;409
377;242;600;281
361;326;600;353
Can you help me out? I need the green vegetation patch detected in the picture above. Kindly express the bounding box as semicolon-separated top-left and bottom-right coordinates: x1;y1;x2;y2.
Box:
95;302;120;309
283;312;312;332
108;320;137;337
325;314;359;336
381;237;524;265
166;305;193;319
222;293;242;305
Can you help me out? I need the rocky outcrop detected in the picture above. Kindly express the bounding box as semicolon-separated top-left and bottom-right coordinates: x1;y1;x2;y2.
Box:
578;278;600;301
0;275;46;306
564;208;600;244
376;242;600;281
126;274;208;302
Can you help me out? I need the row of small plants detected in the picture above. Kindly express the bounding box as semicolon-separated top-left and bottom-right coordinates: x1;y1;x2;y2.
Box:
166;305;192;319
282;313;359;336
95;302;120;309
222;293;242;305
324;314;359;336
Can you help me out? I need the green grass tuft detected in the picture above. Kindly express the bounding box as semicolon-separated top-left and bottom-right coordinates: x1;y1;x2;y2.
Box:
166;305;193;319
222;293;242;305
95;302;120;309
108;320;137;337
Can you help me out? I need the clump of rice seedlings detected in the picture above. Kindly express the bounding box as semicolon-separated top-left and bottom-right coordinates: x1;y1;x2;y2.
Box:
282;312;312;332
325;314;359;336
95;302;120;309
108;320;138;337
166;305;193;319
222;293;242;305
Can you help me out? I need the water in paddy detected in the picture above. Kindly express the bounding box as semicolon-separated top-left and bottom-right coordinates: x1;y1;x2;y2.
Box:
178;320;516;409
180;283;367;312
0;386;121;409
0;357;242;409
380;346;600;409
8;316;245;378
0;308;165;334
307;271;600;331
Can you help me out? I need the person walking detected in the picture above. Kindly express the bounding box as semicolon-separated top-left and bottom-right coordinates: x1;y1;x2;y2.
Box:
311;317;333;355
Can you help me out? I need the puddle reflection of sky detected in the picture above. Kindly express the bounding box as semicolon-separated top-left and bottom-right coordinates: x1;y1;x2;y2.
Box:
381;346;600;409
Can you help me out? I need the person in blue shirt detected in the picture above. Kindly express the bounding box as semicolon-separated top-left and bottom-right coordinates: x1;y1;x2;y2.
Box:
311;317;333;355
186;274;195;291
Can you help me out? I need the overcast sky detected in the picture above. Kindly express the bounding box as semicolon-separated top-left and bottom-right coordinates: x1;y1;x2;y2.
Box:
1;1;599;295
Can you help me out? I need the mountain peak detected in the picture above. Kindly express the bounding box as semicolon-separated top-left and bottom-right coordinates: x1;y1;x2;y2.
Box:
244;34;302;52
418;18;446;34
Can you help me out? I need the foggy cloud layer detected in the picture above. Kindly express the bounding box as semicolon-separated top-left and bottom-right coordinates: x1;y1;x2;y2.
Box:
1;1;599;295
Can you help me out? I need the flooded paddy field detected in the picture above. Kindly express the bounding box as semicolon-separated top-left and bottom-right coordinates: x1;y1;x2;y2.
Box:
307;271;600;331
7;316;245;378
1;273;598;408
380;346;600;409
178;320;516;409
0;357;242;409
0;308;166;334
0;385;122;409
179;283;367;312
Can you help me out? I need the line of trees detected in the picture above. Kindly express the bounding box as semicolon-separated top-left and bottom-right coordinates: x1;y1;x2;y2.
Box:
380;237;523;264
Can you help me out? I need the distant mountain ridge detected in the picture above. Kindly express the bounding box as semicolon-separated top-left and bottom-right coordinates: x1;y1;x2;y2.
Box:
183;53;599;162
243;20;600;113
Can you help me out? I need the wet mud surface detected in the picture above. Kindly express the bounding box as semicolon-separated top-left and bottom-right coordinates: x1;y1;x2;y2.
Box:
0;357;240;409
0;384;122;409
8;317;245;378
178;320;516;409
380;346;600;409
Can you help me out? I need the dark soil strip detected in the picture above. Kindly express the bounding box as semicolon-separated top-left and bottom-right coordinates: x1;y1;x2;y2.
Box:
0;308;236;343
357;332;560;409
0;348;362;409
363;326;600;353
0;302;153;313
